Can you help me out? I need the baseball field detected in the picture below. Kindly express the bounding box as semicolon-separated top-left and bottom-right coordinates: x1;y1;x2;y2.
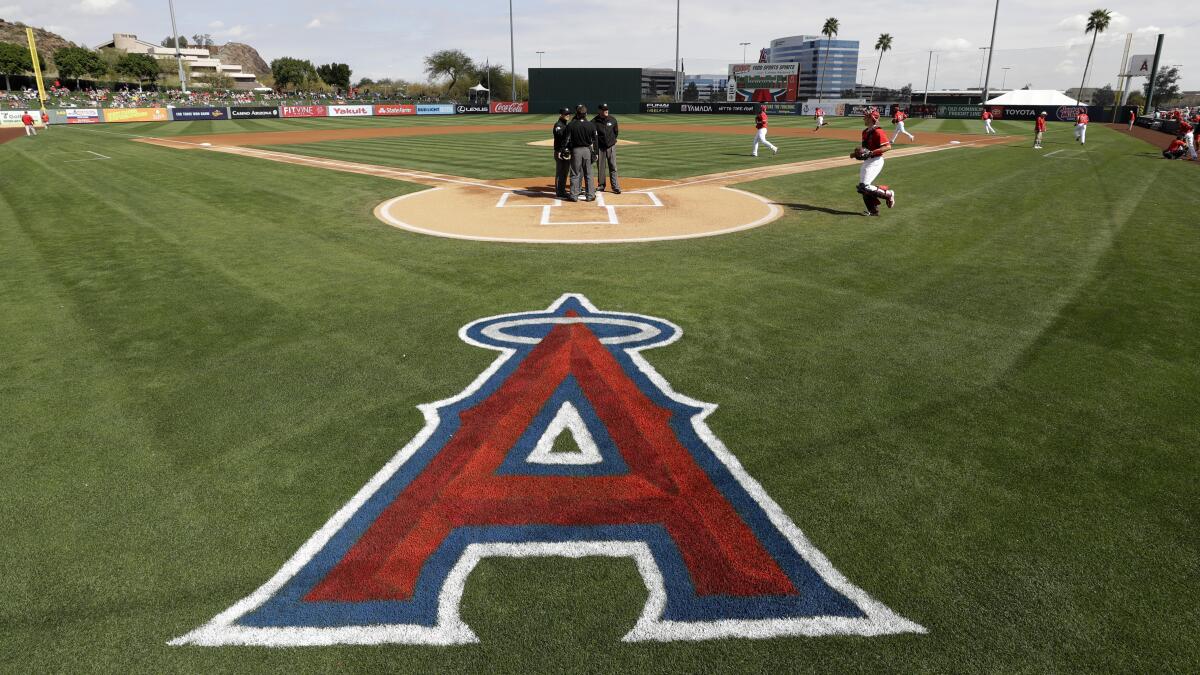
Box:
2;114;1197;672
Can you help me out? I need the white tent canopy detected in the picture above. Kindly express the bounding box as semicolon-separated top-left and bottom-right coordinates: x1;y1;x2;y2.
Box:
985;90;1080;106
469;84;489;92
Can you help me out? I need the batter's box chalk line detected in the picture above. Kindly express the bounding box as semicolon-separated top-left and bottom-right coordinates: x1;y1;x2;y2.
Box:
496;189;663;226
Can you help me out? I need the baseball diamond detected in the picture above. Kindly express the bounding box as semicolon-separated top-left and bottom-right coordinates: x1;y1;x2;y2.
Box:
2;8;1198;673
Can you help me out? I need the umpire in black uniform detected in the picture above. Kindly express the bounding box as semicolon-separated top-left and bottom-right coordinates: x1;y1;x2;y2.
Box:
552;107;571;198
565;104;598;202
592;103;621;193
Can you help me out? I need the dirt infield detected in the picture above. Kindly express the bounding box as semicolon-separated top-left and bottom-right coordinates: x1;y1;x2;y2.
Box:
156;123;979;149
1107;123;1177;149
0;127;27;145
139;131;1013;244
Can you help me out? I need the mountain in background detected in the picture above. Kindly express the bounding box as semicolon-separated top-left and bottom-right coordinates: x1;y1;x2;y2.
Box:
0;18;79;56
213;42;270;77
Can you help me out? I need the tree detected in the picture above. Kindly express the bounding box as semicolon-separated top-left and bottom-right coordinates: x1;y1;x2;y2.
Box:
870;34;892;103
0;41;33;91
161;35;189;48
53;47;108;89
191;34;214;47
423;49;473;93
1091;84;1115;107
115;53;161;87
818;18;839;104
682;81;700;101
270;56;319;90
1143;66;1181;106
316;62;352;90
1075;9;1112;104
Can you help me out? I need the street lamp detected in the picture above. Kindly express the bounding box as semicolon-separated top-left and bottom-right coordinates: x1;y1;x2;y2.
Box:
1000;66;1011;90
536;51;544;68
740;42;751;63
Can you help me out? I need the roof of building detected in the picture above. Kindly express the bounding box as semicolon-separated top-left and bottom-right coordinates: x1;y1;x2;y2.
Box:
985;89;1079;105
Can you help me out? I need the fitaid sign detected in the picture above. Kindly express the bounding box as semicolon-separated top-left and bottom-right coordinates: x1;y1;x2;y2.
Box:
375;104;416;116
489;101;528;114
328;105;374;117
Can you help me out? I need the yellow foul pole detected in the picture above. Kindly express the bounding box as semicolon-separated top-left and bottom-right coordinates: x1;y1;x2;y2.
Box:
26;27;48;114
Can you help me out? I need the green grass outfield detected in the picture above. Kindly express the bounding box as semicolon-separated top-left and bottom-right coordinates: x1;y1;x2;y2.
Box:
2;118;1197;673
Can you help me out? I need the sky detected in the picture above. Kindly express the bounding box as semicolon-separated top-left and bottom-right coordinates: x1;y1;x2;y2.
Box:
3;0;1193;92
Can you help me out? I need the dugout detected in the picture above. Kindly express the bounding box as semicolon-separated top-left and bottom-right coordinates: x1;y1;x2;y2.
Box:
529;68;642;115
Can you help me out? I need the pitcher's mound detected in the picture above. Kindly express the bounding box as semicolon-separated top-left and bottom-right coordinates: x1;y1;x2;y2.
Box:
374;177;780;244
526;138;641;147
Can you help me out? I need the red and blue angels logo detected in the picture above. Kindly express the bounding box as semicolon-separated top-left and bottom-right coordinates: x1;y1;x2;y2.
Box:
172;294;923;646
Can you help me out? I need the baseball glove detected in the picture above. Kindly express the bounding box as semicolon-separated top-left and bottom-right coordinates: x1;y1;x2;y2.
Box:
850;147;869;160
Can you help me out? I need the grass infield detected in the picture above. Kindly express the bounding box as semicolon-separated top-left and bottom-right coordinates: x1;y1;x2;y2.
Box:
1;117;1196;672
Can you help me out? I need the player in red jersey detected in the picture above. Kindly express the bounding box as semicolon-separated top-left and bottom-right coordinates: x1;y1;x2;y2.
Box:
1074;111;1089;144
851;108;895;217
1034;111;1047;149
814;107;826;131
1128;108;1137;131
751;105;778;156
1163;137;1189;159
21;111;37;136
891;108;914;142
982;109;997;135
1178;117;1197;160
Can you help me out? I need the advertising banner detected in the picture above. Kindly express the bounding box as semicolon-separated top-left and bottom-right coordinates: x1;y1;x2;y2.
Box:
726;63;800;102
455;104;490;114
641;102;672;114
64;108;100;124
282;105;327;118
489;101;529;114
1124;54;1154;77
375;104;416;116
328;104;374;117
844;103;893;117
759;102;802;115
229;106;281;119
47;109;70;125
0;110;36;126
417;104;455;115
801;102;856;116
102;107;170;123
171;107;228;121
936;104;981;119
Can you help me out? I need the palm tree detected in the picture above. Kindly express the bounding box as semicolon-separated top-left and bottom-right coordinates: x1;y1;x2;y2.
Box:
818;17;840;104
1076;9;1112;104
871;33;893;103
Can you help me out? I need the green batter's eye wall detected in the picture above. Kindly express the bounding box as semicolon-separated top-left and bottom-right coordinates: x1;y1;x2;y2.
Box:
528;68;644;115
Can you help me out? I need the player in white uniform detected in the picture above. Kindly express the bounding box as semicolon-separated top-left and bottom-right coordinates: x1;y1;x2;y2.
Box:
891;108;914;142
752;105;778;156
814;107;826;131
982;109;997;135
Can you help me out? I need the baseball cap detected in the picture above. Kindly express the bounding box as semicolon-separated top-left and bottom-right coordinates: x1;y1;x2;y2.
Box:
559;107;570;115
598;103;609;110
1039;111;1047;116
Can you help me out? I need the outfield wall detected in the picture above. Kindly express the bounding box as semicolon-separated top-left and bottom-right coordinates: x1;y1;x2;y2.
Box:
38;102;531;125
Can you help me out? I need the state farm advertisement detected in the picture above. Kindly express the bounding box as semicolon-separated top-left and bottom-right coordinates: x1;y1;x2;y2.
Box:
328;104;374;117
375;104;416;116
489;101;528;114
282;105;327;118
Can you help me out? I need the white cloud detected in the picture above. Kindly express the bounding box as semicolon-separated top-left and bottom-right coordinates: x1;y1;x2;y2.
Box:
306;18;322;29
74;0;129;14
213;24;250;38
933;37;972;51
0;4;23;16
208;20;224;29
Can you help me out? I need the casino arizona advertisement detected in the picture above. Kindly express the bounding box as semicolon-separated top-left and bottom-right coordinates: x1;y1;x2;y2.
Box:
726;63;799;102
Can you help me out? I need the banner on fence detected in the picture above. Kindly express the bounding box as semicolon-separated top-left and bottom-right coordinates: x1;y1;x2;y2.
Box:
375;104;416;116
281;105;327;118
417;104;455;115
455;104;490;114
64;108;100;124
229;106;281;119
328;104;374;117
102;107;170;123
171;107;228;121
489;101;528;114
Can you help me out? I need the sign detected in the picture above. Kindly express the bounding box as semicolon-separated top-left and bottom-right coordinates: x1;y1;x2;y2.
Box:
489;101;528;114
641;102;671;114
375;104;416;116
455;104;491;114
726;63;800;102
328;104;374;117
229;106;281;119
1125;54;1154;77
845;104;893;117
169;294;924;647
936;104;981;119
102;107;170;123
0;110;35;126
65;108;100;124
282;105;328;118
171;107;228;121
1055;106;1089;122
416;104;455;115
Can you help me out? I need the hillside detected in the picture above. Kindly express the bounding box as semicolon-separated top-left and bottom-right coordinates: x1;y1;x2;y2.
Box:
0;19;78;56
213;42;269;76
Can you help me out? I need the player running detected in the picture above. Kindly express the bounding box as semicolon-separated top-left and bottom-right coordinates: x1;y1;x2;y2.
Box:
814;107;826;131
982;109;997;135
851;108;895;217
1074;110;1089;144
891;107;914;142
752;105;778;157
1033;111;1047;149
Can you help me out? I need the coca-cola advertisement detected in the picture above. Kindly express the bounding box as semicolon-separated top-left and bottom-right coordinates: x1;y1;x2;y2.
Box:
281;105;327;118
489;101;529;114
376;104;417;116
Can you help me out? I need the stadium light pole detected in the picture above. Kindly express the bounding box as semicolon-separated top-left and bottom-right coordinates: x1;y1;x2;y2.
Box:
979;0;1000;105
977;47;988;90
923;50;933;104
1000;66;1011;90
740;42;750;63
674;0;682;101
167;0;188;93
509;0;517;102
536;51;544;68
932;53;940;90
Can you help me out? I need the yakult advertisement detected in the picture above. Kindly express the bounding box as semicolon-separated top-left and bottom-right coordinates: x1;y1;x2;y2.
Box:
327;105;374;117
